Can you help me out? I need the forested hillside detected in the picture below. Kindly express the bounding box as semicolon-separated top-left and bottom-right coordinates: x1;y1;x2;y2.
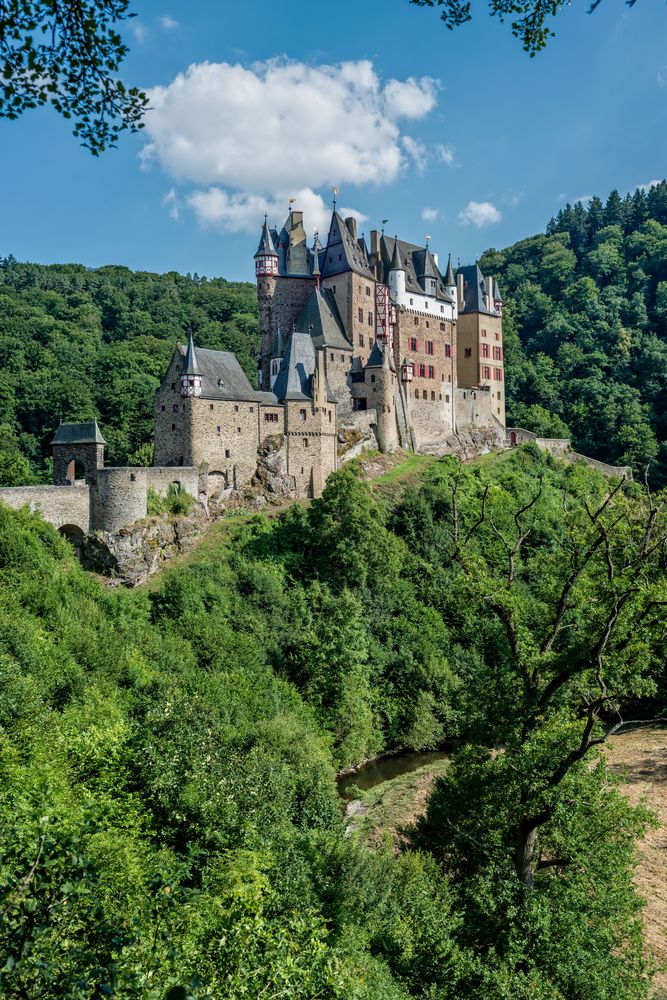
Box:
2;449;666;998
0;260;259;483
480;181;667;480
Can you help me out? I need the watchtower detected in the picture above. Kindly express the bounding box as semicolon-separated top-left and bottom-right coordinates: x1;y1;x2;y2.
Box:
51;422;105;485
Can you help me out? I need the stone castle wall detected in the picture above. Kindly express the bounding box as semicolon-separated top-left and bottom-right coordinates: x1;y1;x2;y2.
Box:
258;275;313;386
0;483;92;532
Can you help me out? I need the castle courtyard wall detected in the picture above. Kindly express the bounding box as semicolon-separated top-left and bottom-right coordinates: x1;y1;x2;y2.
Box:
0;484;91;532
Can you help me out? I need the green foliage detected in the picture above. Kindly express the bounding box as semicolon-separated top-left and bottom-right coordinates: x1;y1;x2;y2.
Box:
0;448;662;997
146;483;195;517
0;258;259;476
0;1;147;153
480;182;667;480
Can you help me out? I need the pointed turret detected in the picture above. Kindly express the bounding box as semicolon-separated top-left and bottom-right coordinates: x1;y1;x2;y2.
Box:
388;237;406;303
255;217;279;277
444;254;455;288
181;333;202;397
493;279;503;316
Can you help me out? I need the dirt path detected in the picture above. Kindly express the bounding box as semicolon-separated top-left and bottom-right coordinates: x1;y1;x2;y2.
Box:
605;726;667;994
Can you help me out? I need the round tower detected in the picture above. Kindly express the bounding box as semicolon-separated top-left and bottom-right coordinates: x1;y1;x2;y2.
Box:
255;216;280;388
366;342;398;453
388;236;406;304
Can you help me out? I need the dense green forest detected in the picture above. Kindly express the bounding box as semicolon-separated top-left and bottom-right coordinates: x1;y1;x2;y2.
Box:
480;180;667;480
0;260;259;483
2;448;666;998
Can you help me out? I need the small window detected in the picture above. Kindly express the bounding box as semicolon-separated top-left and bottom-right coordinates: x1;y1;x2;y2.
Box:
428;365;435;379
426;341;434;355
445;394;450;403
366;286;371;296
482;344;489;358
497;391;501;400
426;321;430;329
440;305;444;313
495;332;500;340
209;403;214;410
445;344;451;358
425;301;429;309
216;425;221;434
439;393;442;401
171;382;175;390
161;405;165;411
422;390;427;399
328;411;332;422
481;329;487;338
431;391;436;401
130;473;136;482
414;317;418;326
371;374;376;383
359;335;365;348
340;354;345;362
171;423;176;431
465;347;472;358
419;363;426;377
304;438;309;447
299;409;306;421
237;426;241;433
330;353;334;361
234;404;239;412
414;389;419;398
332;285;336;294
225;449;231;459
173;404;178;412
410;337;418;352
368;311;373;326
338;254;342;261
409;297;413;305
250;405;254;413
265;413;271;421
358;307;363;322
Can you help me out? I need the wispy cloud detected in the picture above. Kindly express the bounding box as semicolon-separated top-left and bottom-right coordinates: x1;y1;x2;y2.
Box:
421;206;439;222
658;67;667;88
130;21;148;43
161;188;180;220
403;136;428;174
161;15;179;30
458;201;502;228
636;179;662;192
436;143;456;167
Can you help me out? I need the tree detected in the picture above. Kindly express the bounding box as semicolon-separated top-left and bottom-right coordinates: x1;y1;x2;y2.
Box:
0;0;147;153
409;0;643;55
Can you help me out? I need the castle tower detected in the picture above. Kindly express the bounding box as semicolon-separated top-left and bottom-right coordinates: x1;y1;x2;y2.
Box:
443;254;457;318
456;264;505;427
181;333;202;397
255;218;280;389
388;237;406;302
364;340;399;453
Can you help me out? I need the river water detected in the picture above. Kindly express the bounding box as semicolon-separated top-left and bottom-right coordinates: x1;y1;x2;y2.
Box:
337;750;449;801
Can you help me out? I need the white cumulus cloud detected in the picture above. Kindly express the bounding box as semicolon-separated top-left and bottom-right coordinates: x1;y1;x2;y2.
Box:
161;187;180;220
161;15;178;30
637;179;662;192
421;206;439;222
458;201;502;228
142;58;439;233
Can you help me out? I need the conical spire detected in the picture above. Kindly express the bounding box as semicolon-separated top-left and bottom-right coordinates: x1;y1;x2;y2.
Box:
493;279;502;302
389;237;404;272
183;332;201;376
255;217;278;257
444;254;455;287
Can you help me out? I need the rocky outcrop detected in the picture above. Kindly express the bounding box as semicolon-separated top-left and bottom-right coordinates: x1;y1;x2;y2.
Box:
418;425;503;461
81;505;208;586
252;434;297;498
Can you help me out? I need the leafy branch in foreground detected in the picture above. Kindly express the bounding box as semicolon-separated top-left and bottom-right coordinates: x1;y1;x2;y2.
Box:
410;0;645;55
0;0;148;152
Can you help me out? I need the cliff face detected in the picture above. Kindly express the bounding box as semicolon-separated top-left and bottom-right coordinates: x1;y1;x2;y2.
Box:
81;506;209;586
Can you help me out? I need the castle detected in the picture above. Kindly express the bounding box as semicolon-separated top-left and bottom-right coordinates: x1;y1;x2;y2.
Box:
0;204;508;539
153;206;506;500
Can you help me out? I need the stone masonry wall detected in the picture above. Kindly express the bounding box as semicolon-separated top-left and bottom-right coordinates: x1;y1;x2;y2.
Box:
324;350;354;418
146;466;201;497
189;398;259;492
394;308;456;449
154;350;192;466
259;275;313;387
284;399;337;497
93;467;148;531
53;442;105;485
0;484;92;532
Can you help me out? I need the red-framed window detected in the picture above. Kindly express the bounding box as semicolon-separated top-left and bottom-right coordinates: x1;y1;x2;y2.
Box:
426;340;434;355
482;365;491;380
419;363;426;377
481;343;489;358
444;344;451;358
494;368;503;381
410;337;418;352
481;329;487;338
428;365;435;379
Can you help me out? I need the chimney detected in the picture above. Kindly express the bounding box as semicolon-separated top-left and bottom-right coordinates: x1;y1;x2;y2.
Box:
370;230;381;257
485;276;494;309
457;272;465;310
345;216;358;240
432;252;439;269
291;210;303;228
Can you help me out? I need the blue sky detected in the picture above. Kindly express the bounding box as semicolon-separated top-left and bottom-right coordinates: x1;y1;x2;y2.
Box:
1;0;665;281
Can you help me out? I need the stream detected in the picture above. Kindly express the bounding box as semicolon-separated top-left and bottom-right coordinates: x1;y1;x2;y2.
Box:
337;749;449;802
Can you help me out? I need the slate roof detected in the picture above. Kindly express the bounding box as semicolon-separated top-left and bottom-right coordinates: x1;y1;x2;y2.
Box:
443;255;455;287
321;212;375;279
182;333;201;376
51;421;106;446
457;264;497;316
177;344;258;401
255;220;278;257
294;286;352;352
272;332;336;403
493;279;503;302
380;235;454;304
365;341;385;367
